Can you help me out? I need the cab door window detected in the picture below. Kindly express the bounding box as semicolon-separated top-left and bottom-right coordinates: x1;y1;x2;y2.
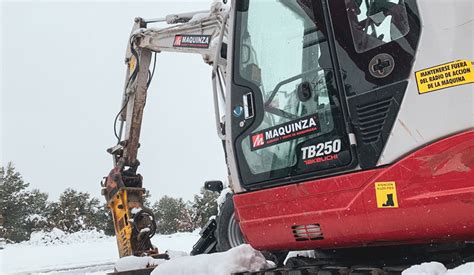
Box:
346;0;411;53
327;0;421;168
233;0;352;187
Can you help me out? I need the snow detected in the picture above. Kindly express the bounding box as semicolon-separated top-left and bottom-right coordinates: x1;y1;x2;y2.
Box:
112;244;275;275
1;230;199;274
403;262;474;275
26;228;107;246
284;250;315;264
115;256;165;272
27;213;47;222
284;252;474;275
3;236;116;274
130;207;142;215
140;228;151;233
151;244;275;275
447;263;474;274
165;250;188;259
2;229;473;275
403;262;447;275
189;0;230;24
189;12;210;23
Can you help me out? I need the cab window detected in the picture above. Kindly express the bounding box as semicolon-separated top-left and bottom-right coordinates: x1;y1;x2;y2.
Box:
233;0;352;186
346;0;410;53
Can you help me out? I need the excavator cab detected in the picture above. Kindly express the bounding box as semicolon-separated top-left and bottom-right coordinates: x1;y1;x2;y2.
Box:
230;0;354;189
227;0;474;265
227;0;425;189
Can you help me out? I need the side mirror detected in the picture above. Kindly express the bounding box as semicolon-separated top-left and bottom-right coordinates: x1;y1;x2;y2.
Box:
204;180;224;193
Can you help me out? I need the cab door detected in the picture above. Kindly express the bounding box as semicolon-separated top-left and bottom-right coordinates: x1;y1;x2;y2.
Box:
327;0;421;168
230;0;356;189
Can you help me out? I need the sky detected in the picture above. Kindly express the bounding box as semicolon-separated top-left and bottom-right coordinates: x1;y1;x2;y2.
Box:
0;0;228;202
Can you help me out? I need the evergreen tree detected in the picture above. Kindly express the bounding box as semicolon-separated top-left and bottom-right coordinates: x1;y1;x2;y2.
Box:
190;188;219;229
24;189;50;234
153;196;190;234
0;162;220;243
143;190;152;208
0;212;4;246
82;197;104;231
94;203;115;236
0;162;33;242
49;188;102;233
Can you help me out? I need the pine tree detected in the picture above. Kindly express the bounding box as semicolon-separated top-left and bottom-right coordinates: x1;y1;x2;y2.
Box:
190;188;219;229
95;203;115;236
0;164;116;242
0;162;33;242
0;212;4;246
143;190;152;208
49;188;102;233
153;196;190;234
24;189;50;234
82;197;104;231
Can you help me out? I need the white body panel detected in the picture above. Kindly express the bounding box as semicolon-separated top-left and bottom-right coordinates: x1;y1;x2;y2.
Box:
378;0;474;165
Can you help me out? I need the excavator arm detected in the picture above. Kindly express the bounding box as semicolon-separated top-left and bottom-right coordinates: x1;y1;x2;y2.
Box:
101;2;229;258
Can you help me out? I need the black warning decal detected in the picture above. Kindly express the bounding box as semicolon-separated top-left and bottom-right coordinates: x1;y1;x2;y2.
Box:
173;35;211;49
250;114;320;151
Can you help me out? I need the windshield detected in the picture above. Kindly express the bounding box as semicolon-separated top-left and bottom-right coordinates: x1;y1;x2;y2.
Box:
234;0;351;185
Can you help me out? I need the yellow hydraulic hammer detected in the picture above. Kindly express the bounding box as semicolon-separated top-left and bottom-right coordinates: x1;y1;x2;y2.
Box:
103;167;158;257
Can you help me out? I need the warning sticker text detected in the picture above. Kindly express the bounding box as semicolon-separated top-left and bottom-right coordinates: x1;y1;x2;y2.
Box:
415;60;474;94
375;182;399;208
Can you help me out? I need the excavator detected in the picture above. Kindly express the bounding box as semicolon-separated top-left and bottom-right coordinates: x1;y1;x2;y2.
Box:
101;0;474;274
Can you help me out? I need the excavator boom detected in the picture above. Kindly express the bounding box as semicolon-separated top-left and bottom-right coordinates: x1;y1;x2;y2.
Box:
102;2;229;258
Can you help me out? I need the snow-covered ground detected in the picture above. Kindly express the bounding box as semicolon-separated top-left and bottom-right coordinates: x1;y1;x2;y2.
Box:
1;229;200;274
1;230;473;275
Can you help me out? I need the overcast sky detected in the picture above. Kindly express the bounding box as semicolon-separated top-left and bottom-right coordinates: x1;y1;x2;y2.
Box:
1;0;228;202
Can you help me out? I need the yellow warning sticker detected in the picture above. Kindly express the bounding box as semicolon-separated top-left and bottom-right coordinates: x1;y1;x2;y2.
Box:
375;182;399;208
415;60;474;94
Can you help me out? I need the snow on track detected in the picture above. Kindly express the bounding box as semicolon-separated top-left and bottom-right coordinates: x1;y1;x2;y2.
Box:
402;262;474;275
151;244;275;275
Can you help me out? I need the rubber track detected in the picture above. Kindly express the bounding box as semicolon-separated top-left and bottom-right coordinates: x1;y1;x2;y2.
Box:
233;265;408;275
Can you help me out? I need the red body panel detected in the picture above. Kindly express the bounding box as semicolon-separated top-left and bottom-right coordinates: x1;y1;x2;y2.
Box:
234;130;474;251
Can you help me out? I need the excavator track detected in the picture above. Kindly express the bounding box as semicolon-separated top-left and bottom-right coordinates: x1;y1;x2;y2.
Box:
108;242;473;275
234;265;407;275
235;242;474;275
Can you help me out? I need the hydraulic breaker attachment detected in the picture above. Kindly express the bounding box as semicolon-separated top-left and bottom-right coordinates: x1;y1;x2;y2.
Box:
102;168;158;257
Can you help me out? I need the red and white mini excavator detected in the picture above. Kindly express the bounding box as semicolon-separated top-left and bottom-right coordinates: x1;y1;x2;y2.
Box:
101;0;474;274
